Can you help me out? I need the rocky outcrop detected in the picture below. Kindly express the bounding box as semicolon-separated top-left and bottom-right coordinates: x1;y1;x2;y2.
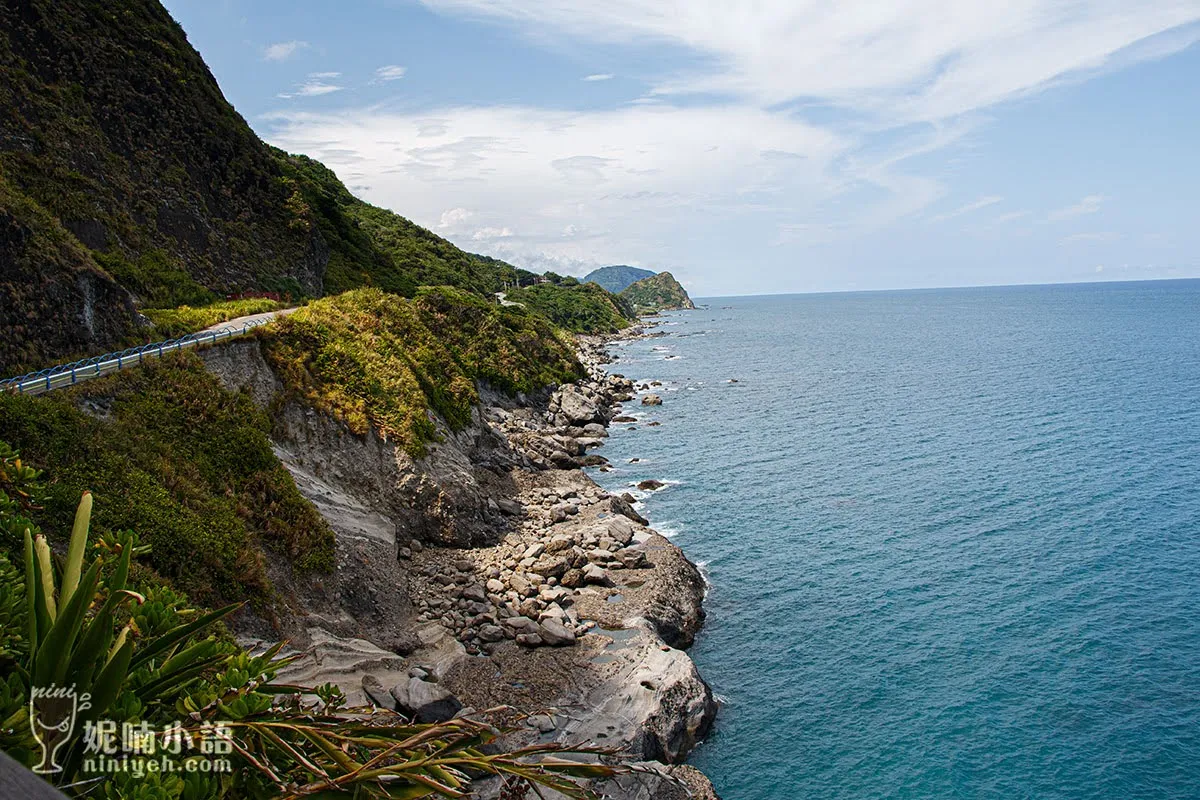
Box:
619;271;696;313
202;327;718;796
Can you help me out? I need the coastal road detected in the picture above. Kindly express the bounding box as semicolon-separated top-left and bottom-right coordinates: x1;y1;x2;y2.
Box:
2;307;298;397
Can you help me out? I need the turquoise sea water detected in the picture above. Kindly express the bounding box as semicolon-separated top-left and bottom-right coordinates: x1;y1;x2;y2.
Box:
591;280;1200;800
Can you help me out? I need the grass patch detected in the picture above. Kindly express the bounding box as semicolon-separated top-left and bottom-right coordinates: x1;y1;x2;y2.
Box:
0;353;334;607
142;297;286;338
264;286;584;456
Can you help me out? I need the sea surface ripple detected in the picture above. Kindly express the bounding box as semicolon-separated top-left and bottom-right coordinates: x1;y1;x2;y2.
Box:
591;281;1200;800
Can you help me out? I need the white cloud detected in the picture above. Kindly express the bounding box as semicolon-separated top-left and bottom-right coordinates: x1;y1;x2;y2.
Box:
278;77;345;99
438;207;472;229
1049;194;1105;221
583;73;614;81
375;65;408;81
930;195;1002;223
418;1;1200;120
472;226;515;240
263;103;883;271
263;40;308;62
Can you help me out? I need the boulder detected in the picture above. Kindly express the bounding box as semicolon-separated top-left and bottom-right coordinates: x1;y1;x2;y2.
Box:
390;678;462;723
610;495;649;526
538;618;577;646
641;394;662;406
362;675;396;710
559;386;601;424
606;516;636;545
583;564;614;586
496;497;523;516
503;615;540;635
530;554;570;579
637;479;666;491
615;547;647;569
477;624;506;643
545;533;575;554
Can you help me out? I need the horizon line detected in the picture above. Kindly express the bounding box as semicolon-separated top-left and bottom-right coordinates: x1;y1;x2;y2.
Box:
688;273;1200;301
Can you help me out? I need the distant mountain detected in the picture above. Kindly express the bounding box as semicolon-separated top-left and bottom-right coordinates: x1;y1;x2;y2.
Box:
620;271;695;313
582;265;656;294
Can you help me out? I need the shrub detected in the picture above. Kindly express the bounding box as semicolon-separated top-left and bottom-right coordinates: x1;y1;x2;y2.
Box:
0;357;334;607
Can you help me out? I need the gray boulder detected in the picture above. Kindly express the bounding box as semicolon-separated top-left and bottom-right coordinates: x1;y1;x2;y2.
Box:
362;675;396;710
559;386;601;424
390;677;463;723
538;618;577;646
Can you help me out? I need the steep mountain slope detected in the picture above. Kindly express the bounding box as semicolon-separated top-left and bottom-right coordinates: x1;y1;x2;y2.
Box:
0;0;523;372
0;0;328;308
620;271;695;312
583;265;656;294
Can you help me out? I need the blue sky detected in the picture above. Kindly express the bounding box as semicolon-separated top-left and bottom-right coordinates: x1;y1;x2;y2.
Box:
163;0;1200;297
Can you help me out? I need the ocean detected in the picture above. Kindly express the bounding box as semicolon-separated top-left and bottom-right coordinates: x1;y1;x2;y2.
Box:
590;280;1200;799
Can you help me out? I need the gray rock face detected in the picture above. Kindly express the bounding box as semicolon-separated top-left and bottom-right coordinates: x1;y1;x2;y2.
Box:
561;635;716;764
390;677;463;723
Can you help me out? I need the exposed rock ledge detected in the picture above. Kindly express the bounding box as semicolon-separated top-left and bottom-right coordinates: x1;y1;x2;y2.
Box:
202;327;718;798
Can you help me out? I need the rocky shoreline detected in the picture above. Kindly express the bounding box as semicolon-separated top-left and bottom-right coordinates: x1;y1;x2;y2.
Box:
204;322;719;798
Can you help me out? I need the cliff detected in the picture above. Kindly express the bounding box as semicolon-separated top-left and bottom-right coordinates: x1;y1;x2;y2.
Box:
620;270;696;312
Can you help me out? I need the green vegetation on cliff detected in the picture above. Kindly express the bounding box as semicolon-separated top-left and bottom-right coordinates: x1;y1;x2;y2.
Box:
506;281;634;333
620;270;696;313
0;354;334;606
264;287;584;456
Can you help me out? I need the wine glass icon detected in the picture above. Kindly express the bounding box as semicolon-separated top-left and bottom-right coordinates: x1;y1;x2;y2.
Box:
30;689;81;775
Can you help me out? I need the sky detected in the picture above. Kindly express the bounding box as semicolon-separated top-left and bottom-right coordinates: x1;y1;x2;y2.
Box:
161;0;1200;297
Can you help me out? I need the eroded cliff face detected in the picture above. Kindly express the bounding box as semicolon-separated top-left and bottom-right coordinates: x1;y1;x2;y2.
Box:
199;336;719;797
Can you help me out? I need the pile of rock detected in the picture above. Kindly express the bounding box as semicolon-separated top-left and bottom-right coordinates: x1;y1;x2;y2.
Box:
412;496;656;655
